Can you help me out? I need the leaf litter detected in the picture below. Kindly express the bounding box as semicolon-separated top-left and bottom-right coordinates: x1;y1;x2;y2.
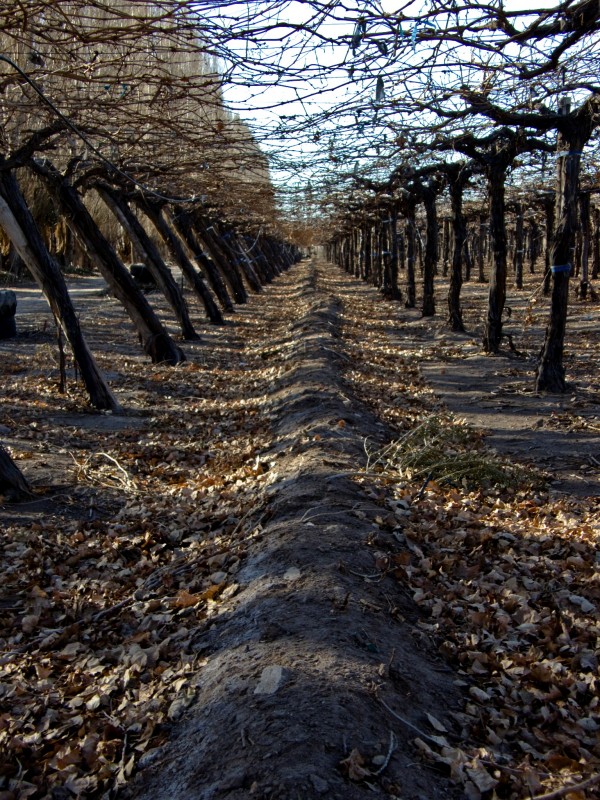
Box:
0;289;281;798
0;262;599;800
338;269;600;800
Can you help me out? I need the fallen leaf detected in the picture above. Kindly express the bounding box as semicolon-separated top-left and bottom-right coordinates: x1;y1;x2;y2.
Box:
426;713;448;733
339;748;371;781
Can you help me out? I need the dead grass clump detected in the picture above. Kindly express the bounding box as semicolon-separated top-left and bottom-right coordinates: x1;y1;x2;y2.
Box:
369;414;534;490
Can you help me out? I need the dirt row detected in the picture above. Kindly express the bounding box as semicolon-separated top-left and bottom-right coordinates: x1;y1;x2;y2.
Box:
1;258;599;800
124;259;460;800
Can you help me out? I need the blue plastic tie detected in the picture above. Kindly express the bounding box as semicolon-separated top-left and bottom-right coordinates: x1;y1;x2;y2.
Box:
550;264;572;274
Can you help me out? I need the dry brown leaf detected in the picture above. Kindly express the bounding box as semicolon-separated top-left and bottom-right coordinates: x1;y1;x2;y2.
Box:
339;748;371;781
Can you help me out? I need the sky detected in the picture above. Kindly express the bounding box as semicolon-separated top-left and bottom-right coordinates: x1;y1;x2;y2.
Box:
202;0;588;207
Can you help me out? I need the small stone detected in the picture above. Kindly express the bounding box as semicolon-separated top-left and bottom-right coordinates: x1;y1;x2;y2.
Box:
167;689;195;720
284;567;301;581
254;665;285;695
569;594;595;613
21;614;39;633
210;571;227;584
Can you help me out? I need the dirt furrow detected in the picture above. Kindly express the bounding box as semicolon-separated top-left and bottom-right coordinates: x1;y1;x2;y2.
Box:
126;259;461;800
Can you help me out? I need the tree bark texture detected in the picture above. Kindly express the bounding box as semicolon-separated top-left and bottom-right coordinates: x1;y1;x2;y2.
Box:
405;207;416;308
442;216;450;277
363;225;372;281
370;221;380;287
240;235;269;285
528;220;539;275
513;202;524;289
421;183;438;317
543;197;555;295
463;231;472;282
382;209;401;300
352;228;360;279
258;235;281;279
536;136;583;393
592;206;600;280
483;162;508;352
578;192;590;298
398;229;405;274
477;216;487;283
194;217;248;304
389;206;400;299
0;289;17;338
448;179;466;332
217;224;262;294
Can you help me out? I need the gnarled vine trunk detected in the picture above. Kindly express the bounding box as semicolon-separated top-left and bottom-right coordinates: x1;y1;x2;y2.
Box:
448;177;466;332
513;202;524;290
170;209;234;312
135;199;224;325
0;443;31;499
536;134;583;392
405;205;417;308
382;207;401;300
97;185;199;340
195;216;248;305
483;161;508;351
421;181;438;317
578;191;590;299
0;169;121;411
542;195;555;296
31;160;185;365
